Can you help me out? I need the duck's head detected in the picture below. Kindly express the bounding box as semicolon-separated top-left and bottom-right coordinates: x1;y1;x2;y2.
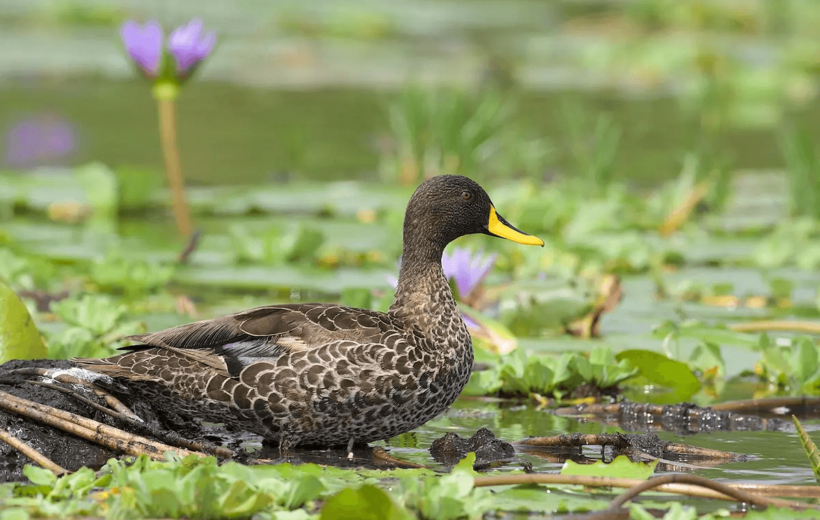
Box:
402;175;544;258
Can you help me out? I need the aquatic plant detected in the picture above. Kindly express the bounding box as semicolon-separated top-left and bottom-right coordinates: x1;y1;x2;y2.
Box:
560;102;621;194
779;124;820;221
381;86;546;185
119;18;217;238
464;345;638;399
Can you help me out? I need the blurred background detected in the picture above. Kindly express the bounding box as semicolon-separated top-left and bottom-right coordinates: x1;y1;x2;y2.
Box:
2;0;812;183
3;0;820;402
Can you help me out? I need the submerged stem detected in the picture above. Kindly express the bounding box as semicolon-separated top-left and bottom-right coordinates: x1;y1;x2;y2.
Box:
157;96;192;237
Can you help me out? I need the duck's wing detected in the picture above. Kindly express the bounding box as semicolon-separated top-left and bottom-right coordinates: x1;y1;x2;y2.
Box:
117;303;398;376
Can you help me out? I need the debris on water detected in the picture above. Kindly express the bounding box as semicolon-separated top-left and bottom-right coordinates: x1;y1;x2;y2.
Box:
430;427;515;469
555;401;788;435
517;431;746;468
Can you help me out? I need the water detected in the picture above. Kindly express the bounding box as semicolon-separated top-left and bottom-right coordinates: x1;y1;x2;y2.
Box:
225;396;820;489
0;79;791;186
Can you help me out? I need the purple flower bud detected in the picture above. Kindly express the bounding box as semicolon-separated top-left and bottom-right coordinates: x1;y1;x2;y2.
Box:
120;20;164;78
4;114;77;167
168;18;216;74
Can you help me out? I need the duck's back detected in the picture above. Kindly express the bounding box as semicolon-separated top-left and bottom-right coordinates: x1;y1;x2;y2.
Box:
75;303;473;448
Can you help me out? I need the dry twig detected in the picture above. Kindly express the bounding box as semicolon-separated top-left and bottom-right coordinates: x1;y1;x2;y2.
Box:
0;428;67;474
25;380;133;424
6;370;231;459
9;368;141;422
0;389;201;460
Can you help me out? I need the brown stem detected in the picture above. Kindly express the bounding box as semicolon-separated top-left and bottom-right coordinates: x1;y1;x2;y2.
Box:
608;473;818;511
710;396;820;414
0;427;67;474
157;96;192;237
729;321;820;335
473;473;820;509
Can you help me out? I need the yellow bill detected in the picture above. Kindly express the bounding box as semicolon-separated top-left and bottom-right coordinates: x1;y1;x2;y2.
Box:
486;206;544;246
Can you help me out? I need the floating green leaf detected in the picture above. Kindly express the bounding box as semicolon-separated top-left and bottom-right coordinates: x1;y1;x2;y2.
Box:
561;455;657;480
0;281;47;362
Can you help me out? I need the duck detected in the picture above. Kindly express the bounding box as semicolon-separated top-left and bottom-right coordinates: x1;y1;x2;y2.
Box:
75;175;543;452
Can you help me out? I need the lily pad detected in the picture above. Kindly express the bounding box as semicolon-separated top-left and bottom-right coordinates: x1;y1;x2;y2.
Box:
0;281;47;362
561;455;657;479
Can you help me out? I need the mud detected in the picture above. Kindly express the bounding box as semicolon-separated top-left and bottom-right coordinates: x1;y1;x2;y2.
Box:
0;359;205;483
429;427;515;469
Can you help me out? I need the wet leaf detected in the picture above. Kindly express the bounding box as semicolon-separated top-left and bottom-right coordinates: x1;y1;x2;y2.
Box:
616;349;701;403
561;455;657;479
22;466;56;487
320;485;410;520
0;281;47;362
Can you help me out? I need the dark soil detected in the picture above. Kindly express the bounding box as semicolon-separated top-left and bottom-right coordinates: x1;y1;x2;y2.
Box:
429;427;515;469
0;359;205;483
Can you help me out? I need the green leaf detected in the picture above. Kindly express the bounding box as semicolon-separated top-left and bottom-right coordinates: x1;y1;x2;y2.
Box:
320;485;410;520
453;452;478;476
461;368;502;397
283;226;325;262
0;509;30;520
282;474;325;509
688;341;725;378
793;338;820;388
0;281;47;362
22;465;57;487
616;349;701;403
561;455;657;480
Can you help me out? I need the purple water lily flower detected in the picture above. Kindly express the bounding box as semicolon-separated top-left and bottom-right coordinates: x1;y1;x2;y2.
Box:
441;247;497;299
120;20;164;78
4;114;77;167
168;19;216;75
120;18;216;81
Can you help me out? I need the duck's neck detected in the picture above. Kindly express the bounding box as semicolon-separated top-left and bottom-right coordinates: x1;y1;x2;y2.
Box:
388;240;463;342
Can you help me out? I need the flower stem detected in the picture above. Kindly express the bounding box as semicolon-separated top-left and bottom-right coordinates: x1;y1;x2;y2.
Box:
156;95;192;237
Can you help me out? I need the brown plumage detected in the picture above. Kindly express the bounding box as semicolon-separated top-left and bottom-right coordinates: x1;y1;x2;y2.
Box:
75;175;543;451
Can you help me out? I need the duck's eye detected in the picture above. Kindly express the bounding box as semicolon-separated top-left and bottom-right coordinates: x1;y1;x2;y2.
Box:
461;191;473;201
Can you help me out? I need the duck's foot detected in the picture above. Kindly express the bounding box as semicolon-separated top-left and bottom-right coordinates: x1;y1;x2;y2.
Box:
346;437;355;460
278;436;297;456
372;447;427;469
